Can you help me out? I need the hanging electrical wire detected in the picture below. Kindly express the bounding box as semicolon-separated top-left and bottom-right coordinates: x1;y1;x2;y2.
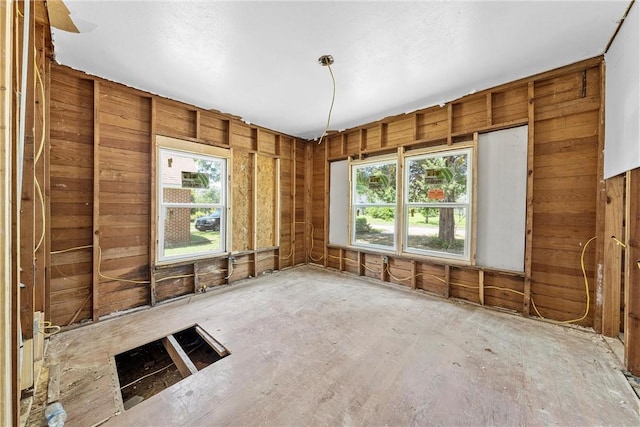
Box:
317;54;336;145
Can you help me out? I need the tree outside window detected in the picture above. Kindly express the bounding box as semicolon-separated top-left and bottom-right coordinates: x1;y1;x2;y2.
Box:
351;160;397;250
405;148;471;259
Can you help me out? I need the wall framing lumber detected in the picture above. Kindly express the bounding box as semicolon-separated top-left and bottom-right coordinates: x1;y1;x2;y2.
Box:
523;81;535;316
1;1;14;423
305;143;312;263
624;168;640;374
323;140;329;266
252;152;258;255
149;99;157;306
18;0;37;396
48;63;305;323
602;175;624;337
161;335;197;378
33;22;47;316
317;57;604;327
593;60;607;333
290;139;296;266
444;265;451;298
470;133;478;266
41;37;51;323
92;80;100;321
195;325;228;357
19;0;35;347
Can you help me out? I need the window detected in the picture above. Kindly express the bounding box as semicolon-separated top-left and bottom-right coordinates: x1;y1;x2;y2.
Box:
158;147;226;262
404;148;472;260
344;134;526;265
351;158;397;251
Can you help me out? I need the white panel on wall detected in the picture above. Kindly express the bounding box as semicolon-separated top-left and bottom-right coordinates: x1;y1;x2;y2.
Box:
605;2;639;179
476;126;528;272
329;160;349;246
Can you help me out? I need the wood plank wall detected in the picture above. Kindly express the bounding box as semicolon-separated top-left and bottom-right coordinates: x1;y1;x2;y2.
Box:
48;64;307;325
317;57;607;328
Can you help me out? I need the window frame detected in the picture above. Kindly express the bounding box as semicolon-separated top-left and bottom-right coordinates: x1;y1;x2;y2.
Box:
403;146;473;261
350;155;399;252
156;138;229;264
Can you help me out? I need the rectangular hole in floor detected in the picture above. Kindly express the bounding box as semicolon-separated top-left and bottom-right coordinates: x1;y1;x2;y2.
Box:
115;324;229;410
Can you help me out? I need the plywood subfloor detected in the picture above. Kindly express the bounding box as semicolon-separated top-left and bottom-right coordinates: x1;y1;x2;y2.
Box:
32;265;639;426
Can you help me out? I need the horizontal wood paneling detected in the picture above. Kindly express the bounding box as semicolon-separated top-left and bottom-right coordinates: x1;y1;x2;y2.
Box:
49;73;94;325
48;64;306;323
416;263;447;295
530;66;601;326
416;107;449;141
156;100;196;139
318;58;605;326
97;86;151;315
452;96;487;134
492;86;528;123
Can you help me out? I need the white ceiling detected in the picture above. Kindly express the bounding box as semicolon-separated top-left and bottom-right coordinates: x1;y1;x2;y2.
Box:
52;1;630;140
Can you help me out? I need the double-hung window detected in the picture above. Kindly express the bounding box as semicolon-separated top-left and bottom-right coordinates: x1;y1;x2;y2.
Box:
404;148;472;260
158;147;227;262
351;158;397;251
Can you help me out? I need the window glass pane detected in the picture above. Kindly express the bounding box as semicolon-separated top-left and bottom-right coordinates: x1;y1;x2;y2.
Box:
407;153;468;203
161;152;223;204
406;207;467;255
353;207;395;248
162;207;223;258
354;162;396;204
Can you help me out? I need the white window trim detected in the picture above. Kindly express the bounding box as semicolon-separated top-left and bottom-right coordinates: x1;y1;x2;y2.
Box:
350;155;399;252
155;137;230;264
403;147;473;261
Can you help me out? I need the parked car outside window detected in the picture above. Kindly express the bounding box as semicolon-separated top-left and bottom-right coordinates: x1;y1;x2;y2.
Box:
195;210;220;231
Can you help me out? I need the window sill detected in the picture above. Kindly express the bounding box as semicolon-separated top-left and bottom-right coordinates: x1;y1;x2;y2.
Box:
154;252;230;269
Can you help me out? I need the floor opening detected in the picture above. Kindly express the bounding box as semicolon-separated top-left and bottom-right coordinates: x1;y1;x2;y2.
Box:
115;325;229;410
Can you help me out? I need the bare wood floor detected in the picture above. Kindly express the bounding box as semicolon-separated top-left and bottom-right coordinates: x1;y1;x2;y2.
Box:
33;265;639;426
